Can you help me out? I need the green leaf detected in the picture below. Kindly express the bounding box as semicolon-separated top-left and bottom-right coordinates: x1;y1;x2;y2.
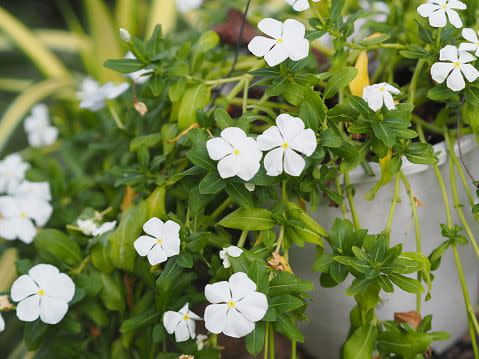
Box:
465;86;479;106
225;182;255;208
120;309;161;333
427;84;459;102
269;294;304;312
343;325;377;359
214;108;234;129
405;142;437;165
186;145;216;172
218;208;276;231
104;59;145;73
245;321;266;355
377;331;432;357
324;67;358;99
373;121;395;147
100;273;125;312
274;313;304;342
24;321;48;350
178;84;211;130
130;133;163;151
199;172;226;194
269;272;313;296
320;128;342;148
346;276;376;296
34;229;82;267
176;251;194;269
388;273;424;294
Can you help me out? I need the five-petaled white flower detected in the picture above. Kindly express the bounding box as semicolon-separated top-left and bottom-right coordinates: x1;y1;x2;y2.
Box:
23;104;58;148
92;221;117;236
163;303;202;342
0;154;29;194
125;52;151;84
77;219;97;236
204;272;268;338
0;196;52;244
206;127;262;181
431;45;479;92
286;0;321;12
248;18;309;67
257;114;317;177
77;77;129;112
9;180;51;202
176;0;203;12
362;83;401;112
459;28;479;56
11;264;75;324
219;246;243;268
134;217;181;265
0;313;4;332
417;0;466;28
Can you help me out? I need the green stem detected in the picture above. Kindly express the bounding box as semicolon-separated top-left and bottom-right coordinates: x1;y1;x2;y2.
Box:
211;198;232;219
107;103;125;129
291;340;297;359
264;323;269;359
237;230;248;248
275;225;285;253
335;175;348;217
344;173;360;229
385;175;401;234
408;60;425;105
205;75;245;86
242;79;250;114
269;323;275;359
469;317;479;359
228;97;296;112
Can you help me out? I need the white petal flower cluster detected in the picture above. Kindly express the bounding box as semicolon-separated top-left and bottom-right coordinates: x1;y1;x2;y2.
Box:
125;52;151;84
417;0;466;28
134;217;181;265
163;303;202;342
176;0;203;12
257;114;317;176
219;246;243;268
248;19;309;67
77;77;129;112
460;28;479;56
204;272;268;338
77;218;117;237
431;45;479;91
362;83;401;111
0;154;53;244
23;104;58;148
11;264;75;324
286;0;321;12
206;127;262;181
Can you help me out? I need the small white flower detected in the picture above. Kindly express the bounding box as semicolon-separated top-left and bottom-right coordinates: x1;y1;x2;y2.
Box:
163;303;202;342
0;196;52;244
176;0;203;12
459;28;479;56
206;127;262;181
196;334;208;350
362;82;401;112
23;104;59;148
77;219;98;236
244;183;255;192
417;0;466;29
0;313;4;332
349;1;389;41
204;272;268;338
248;18;309;67
134;217;181;265
10;180;51;202
257;114;317;177
11;264;75;324
125;52;151;84
92;221;117;236
119;28;132;43
0;154;29;194
286;0;321;12
219;246;243;268
77;77;129;112
431;45;479;92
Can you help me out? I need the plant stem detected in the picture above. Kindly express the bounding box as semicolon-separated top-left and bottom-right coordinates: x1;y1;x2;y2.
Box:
469;317;479;359
344;173;360;229
275;225;285;253
228;97;296;112
107;103;125;129
385;175;400;234
237;230;248;248
264;323;269;359
205;75;245;86
291;340;297;359
269;323;275;359
408;59;425;105
211;197;232;219
242;79;250;114
335;175;348;217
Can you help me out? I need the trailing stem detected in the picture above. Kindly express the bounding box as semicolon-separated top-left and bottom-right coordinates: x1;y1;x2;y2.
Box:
384;175;401;234
344;173;360;229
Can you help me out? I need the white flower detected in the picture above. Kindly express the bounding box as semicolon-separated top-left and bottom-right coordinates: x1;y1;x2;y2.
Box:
176;0;203;12
248;18;309;67
163;303;202;342
206;127;262;181
10;264;75;324
286;0;321;12
119;28;131;43
125;52;151;84
204;272;268;338
417;0;466;28
459;28;479;56
77;77;129;112
0;313;4;332
431;45;479;92
257;114;317;177
362;82;401;111
77;219;98;236
219;246;243;268
92;221;117;236
10;180;51;202
134;217;181;265
196;334;208;350
0;154;29;194
23;104;59;148
349;1;389;41
0;196;52;244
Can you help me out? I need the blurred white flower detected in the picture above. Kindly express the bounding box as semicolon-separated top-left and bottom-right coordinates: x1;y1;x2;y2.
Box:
23;104;58;148
0;154;30;194
459;28;479;56
163;303;202;342
196;334;208;350
125;52;151;84
417;0;466;28
257;114;317;177
248;19;309;67
176;0;203;12
206;127;262;181
0;313;4;333
431;45;479;92
77;77;129;112
204;272;268;338
77;219;98;236
349;1;390;41
244;183;255;192
219;246;243;268
286;0;321;12
119;28;132;43
11;264;75;324
10;180;51;202
362;82;401;111
134;217;181;265
93;221;117;236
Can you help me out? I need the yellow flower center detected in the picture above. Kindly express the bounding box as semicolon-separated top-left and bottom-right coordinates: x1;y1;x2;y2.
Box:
183;314;190;321
441;4;447;10
453;61;461;69
233;149;240;156
227;300;236;308
281;142;289;149
379;86;386;92
276;38;284;44
37;289;46;296
19;211;27;219
156;238;163;245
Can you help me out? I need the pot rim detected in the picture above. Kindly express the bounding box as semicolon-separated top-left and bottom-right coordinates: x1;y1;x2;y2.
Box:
349;134;478;185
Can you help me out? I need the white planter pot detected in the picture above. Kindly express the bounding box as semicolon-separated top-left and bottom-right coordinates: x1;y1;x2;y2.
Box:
291;135;479;358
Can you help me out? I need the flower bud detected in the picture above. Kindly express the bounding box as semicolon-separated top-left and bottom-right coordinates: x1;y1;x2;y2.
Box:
119;28;132;43
134;101;148;117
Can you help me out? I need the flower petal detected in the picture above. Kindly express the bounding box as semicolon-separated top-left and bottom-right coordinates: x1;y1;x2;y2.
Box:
204;303;228;334
449;0;466;9
229;272;256;301
439;45;459;62
29;264;59;290
220;127;247;147
461;64;479;82
288;129;317;156
417;3;440;17
236;155;261;181
186;319;196;339
445;8;463;28
459;42;478;52
143;217;164;237
447;68;466;91
292;0;310;11
236;292;268;322
174;320;190;342
258;18;283;39
248;36;276;57
147;244;168;265
134;235;157;256
257;126;284;151
276;114;305;141
459;51;476;64
163;234;180;257
163;311;183;334
383;91;396;110
225;246;243;258
462;28;479;43
16;295;41;322
47;273;75;302
205;281;231;303
11;275;39;301
285;38;310;61
264;44;289;67
223;309;255;338
264;147;285;176
40;296;68;324
217;154;239;179
282;19;306;40
284;148;306;176
428;9;447;27
206;137;233;160
163;220;180;241
0;314;4;332
431;62;454;84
